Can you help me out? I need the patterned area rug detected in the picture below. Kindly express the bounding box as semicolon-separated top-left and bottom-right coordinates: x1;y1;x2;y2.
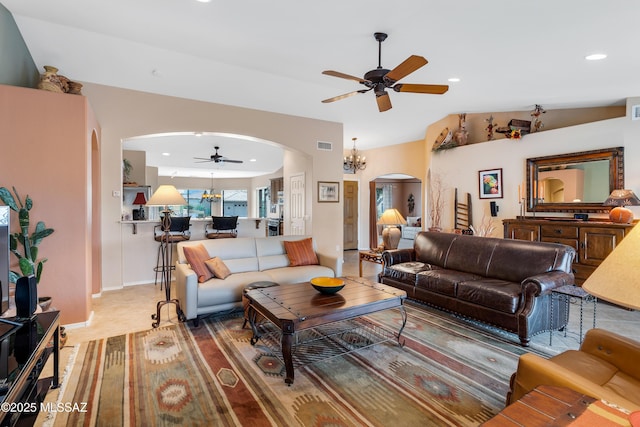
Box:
46;302;551;426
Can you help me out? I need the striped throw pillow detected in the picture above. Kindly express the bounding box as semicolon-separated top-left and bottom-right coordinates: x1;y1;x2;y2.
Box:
183;244;214;283
284;238;319;267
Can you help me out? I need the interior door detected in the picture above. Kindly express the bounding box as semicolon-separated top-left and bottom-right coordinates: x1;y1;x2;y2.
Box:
289;173;305;235
343;180;358;249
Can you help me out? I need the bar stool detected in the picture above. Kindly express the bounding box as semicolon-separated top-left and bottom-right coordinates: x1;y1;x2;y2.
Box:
154;216;191;290
205;215;238;239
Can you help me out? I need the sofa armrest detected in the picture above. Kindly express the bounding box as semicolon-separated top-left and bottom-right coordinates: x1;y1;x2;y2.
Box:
316;252;342;277
381;249;415;267
580;328;640;380
508;353;640;411
174;262;199;321
521;270;575;296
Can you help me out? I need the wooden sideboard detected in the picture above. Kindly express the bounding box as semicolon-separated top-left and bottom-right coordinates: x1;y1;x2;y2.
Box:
503;218;636;285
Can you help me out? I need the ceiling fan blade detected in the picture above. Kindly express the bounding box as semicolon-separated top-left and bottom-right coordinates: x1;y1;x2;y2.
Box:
322;90;368;103
220;159;243;164
322;70;369;84
194;157;213;161
393;83;449;94
384;55;428;84
376;92;392;112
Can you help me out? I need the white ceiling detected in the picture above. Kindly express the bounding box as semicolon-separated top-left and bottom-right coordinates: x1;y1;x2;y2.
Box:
4;0;640;177
123;132;284;178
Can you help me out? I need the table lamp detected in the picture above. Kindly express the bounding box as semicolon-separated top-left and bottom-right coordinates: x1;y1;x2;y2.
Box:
132;192;147;220
604;189;640;224
583;223;640;310
377;208;407;249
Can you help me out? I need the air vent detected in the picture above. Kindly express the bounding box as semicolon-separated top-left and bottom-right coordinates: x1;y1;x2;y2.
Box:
632;105;640;121
317;141;333;151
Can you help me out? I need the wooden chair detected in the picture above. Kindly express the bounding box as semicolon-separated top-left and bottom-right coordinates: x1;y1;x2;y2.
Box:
205;215;238;239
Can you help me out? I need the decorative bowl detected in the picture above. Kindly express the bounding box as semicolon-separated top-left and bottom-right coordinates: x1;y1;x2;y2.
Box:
310;277;345;294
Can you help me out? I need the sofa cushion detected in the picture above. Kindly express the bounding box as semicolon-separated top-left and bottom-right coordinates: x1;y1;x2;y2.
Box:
198;271;272;307
413;232;455;267
205;257;231;279
183;244;214;283
384;262;434;286
416;269;482;297
266;264;335;285
284;238;319;266
487;240;561;283
456;279;521;314
445;236;498;277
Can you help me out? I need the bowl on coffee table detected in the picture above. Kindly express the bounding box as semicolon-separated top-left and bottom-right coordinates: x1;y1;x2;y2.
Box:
310;277;345;294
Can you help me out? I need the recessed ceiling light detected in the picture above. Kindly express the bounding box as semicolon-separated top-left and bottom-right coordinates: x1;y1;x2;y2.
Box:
162;152;170;156
585;53;607;61
448;77;460;82
249;158;257;162
195;0;212;3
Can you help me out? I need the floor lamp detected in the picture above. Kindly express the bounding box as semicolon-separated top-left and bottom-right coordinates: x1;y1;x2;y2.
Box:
146;185;187;328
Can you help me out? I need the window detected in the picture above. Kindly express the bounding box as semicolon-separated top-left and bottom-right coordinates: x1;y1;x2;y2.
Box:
257;187;268;218
376;184;393;219
167;189;212;218
221;189;248;217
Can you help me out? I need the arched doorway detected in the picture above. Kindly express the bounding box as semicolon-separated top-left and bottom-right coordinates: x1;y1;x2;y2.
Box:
368;174;422;249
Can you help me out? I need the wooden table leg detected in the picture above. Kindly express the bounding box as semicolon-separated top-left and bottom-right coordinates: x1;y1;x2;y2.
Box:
359;255;363;277
282;331;295;385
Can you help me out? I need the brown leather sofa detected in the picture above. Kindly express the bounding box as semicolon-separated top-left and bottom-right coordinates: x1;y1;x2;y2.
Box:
379;231;576;346
508;328;640;411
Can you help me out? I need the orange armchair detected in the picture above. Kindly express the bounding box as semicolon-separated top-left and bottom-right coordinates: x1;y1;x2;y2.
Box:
507;328;640;411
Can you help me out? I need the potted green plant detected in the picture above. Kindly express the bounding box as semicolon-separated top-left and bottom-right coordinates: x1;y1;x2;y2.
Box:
0;186;54;287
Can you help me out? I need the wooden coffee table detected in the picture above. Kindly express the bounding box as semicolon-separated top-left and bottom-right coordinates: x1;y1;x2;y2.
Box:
245;276;407;385
481;385;629;426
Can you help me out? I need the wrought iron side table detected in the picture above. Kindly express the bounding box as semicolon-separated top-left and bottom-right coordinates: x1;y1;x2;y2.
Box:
550;284;597;345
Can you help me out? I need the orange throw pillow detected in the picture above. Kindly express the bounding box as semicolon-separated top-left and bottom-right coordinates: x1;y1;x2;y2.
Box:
284;238;319;267
205;257;231;279
183;244;214;283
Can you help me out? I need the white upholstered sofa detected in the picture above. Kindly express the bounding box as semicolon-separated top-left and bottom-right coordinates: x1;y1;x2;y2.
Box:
174;235;341;324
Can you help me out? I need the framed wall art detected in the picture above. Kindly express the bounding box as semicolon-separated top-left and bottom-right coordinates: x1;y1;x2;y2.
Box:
318;181;339;203
479;168;503;199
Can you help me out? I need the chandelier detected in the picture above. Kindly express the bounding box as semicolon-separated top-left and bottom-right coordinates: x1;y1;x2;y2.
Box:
201;173;222;202
343;137;367;173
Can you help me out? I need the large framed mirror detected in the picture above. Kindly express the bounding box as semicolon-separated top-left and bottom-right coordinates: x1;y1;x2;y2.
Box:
526;147;624;213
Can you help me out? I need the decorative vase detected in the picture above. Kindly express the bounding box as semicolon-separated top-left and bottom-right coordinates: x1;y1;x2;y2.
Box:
37;66;64;93
38;296;53;312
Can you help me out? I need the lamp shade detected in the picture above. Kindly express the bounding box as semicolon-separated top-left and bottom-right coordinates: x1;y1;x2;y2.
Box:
604;189;640;207
583;223;640;310
377;208;407;226
146;185;187;206
132;192;147;205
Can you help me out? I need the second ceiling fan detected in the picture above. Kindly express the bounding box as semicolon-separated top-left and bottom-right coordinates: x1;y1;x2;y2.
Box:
322;32;449;112
194;146;243;164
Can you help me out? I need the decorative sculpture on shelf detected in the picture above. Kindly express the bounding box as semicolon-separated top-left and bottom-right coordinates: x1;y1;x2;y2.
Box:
452;113;468;146
530;104;546;132
485;115;496;141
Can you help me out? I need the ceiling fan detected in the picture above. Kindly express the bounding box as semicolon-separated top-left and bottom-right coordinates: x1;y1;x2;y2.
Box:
321;32;449;112
194;146;243;164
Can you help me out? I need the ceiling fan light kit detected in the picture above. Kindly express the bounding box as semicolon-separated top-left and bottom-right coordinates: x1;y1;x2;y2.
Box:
322;32;449;112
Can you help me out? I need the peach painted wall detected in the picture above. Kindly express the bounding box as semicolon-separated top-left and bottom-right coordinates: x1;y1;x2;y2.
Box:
0;83;96;325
